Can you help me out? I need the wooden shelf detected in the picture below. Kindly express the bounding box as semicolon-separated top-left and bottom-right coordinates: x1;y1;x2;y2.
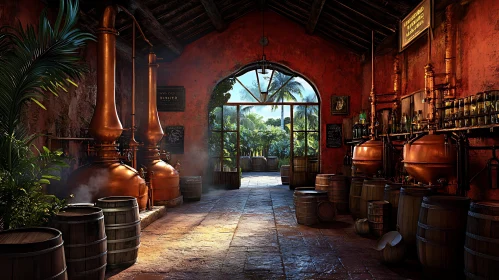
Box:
437;124;499;133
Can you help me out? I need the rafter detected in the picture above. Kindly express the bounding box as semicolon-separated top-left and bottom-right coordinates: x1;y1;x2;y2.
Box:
200;0;227;31
128;0;183;55
306;0;326;34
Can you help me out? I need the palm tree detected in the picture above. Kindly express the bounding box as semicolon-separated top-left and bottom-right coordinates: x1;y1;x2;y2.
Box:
267;72;304;130
294;96;319;130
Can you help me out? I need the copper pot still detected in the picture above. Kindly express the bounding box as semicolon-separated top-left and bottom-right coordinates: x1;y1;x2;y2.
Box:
403;134;456;185
352;140;383;176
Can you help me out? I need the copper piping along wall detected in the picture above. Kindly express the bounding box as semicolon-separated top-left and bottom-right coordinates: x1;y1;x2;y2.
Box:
138;52;181;207
68;5;147;209
445;4;456;99
369;30;376;138
393;55;401;97
425;29;436;125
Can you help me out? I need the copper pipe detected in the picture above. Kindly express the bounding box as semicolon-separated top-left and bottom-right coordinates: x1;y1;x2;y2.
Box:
370;30;376;138
425;29;435;125
129;23;139;169
116;5;153;47
393;55;401;95
89;5;123;160
445;4;456;98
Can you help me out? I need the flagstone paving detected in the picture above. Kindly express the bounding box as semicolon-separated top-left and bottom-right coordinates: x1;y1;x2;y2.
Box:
107;172;422;280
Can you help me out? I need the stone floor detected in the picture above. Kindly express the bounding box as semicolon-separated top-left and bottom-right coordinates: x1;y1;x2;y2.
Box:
107;172;422;280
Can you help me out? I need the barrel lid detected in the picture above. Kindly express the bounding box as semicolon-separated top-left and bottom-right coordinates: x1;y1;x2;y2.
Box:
294;190;328;196
470;200;499;215
0;227;62;254
317;201;336;222
97;196;137;202
316;174;346;179
294;187;316;191
368;200;391;206
400;187;431;196
364;178;388;182
422;195;470;207
384;183;404;190
56;206;103;220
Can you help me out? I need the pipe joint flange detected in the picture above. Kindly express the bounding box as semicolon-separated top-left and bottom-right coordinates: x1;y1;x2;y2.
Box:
97;27;119;35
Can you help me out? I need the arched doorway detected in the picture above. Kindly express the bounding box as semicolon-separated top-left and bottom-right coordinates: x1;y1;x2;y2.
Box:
208;62;320;188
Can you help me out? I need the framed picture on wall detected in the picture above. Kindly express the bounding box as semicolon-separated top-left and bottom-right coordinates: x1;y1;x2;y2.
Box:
331;95;349;115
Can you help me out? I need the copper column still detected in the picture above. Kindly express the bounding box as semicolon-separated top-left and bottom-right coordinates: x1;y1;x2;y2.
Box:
403;29;456;186
68;5;148;209
352;31;383;176
138;52;181;207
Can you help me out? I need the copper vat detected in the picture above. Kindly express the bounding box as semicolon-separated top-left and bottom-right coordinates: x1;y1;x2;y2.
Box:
403;134;456;185
352;140;383;175
138;52;181;207
68;5;147;209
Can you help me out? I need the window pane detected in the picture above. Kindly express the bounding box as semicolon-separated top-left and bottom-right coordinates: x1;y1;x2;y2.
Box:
223;132;237;158
223;157;237;172
212;157;222;171
293;106;305;131
235;70;260;102
223;106;237;131
209;107;222;130
208;132;221;157
307;132;319;157
257;69;273;92
293;132;306;157
306;105;319;131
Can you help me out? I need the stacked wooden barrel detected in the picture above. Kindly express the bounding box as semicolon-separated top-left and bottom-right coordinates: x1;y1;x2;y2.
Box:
384;183;402;231
291;157;307;188
240;156;252;172
180;176;202;201
96;197;141;267
53;206;107;279
266;156;279;171
349;176;365;219
359;178;387;219
294;190;328;226
315;174;349;214
368;200;391;237
280;165;290;185
251;156;267;172
417;196;470;278
464;201;499;280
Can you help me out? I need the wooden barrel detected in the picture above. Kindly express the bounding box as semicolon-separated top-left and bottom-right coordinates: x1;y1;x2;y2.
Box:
293;156;307;172
315;174;349;214
266;156;279;171
280;165;290;185
360;178;387;219
0;227;67;280
96;196;140;267
417;196;470;278
317;201;336;222
180;176;202;201
307;157;319;185
397;187;431;256
294;190;328;226
464;201;499;280
251;156;267;171
53;207;107;280
293;187;316;207
384;183;403;231
240;156;252;172
368;200;391;237
349;176;365;219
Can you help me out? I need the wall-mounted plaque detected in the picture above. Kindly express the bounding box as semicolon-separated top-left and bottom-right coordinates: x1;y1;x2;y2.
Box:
400;0;432;51
157;86;185;112
164;126;184;154
326;124;342;148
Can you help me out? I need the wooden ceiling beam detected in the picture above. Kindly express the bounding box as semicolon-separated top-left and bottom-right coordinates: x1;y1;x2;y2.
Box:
258;0;266;11
332;0;396;33
128;0;183;56
200;0;227;31
306;0;326;34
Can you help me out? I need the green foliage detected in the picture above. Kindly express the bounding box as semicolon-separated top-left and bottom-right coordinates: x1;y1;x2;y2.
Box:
209;78;235;112
0;141;69;229
0;0;94;229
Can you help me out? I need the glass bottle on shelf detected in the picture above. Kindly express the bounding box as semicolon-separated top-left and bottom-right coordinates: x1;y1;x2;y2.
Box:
477;92;484;126
353;122;359;139
485;91;491;125
417;110;423;131
464;96;470;117
400;113;407;133
444;100;452;128
412;111;417;132
493;91;499;124
388;112;393;134
495;91;499;124
362;122;369;137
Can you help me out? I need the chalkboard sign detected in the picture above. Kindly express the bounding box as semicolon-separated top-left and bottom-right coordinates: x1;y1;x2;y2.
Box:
326;124;342;148
164;126;184;154
157;86;185;112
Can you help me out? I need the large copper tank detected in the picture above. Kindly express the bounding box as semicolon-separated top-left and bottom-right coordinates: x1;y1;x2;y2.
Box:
138;53;180;206
68;5;147;209
403;134;456;185
352;139;383;175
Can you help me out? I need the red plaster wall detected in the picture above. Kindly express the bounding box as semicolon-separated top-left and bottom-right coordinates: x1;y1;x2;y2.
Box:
155;10;362;179
360;0;499;200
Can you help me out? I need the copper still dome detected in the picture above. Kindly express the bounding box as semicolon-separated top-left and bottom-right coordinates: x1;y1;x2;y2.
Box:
403;134;456;185
352;139;383;175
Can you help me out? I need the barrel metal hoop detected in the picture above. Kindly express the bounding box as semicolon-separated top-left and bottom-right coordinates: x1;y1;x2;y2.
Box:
108;244;141;254
1;240;64;258
468;211;499;221
105;220;141;228
416;234;452;246
52;215;104;224
463;270;485;280
107;234;141;244
72;263;107;276
464;246;499;261
101;206;138;212
65;236;107;248
421;202;452;210
466;232;499;244
66;251;107;262
417;221;458;231
44;266;67;280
